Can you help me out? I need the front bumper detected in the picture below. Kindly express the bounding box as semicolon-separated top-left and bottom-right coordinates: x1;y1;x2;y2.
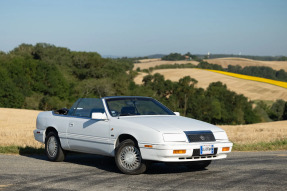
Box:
139;141;233;162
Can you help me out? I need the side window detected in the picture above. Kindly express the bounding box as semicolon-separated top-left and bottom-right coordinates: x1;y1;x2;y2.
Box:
67;99;81;116
72;98;105;118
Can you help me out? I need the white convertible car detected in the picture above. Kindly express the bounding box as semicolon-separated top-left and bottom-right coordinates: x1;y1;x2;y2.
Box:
34;96;232;174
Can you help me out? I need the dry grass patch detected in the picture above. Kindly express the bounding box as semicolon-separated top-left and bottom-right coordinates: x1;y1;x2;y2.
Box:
219;121;287;144
0;108;42;148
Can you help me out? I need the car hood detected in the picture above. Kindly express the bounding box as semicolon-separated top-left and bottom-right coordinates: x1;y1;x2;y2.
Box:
116;115;224;133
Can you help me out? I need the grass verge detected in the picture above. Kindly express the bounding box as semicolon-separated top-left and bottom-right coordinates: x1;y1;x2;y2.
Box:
0;146;44;155
1;140;287;155
233;139;287;151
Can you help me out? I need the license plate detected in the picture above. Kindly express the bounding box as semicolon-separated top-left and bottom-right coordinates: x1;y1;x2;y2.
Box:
200;145;214;155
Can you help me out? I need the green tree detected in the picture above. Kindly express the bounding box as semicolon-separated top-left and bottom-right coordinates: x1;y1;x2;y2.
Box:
162;53;185;61
283;102;287;120
269;99;286;121
176;76;198;116
0;68;25;108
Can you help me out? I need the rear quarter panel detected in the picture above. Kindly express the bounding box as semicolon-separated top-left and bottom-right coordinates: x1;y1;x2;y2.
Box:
36;111;70;149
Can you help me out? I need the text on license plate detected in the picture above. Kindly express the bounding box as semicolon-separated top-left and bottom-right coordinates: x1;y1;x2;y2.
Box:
200;145;214;155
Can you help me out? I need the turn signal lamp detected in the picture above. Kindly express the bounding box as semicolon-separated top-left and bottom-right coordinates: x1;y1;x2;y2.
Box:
144;145;153;148
222;147;230;152
173;150;186;154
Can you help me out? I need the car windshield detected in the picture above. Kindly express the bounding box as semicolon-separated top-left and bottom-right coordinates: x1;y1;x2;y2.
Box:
105;97;175;117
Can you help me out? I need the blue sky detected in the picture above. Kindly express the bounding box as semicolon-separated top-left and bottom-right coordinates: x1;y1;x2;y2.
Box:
1;0;286;57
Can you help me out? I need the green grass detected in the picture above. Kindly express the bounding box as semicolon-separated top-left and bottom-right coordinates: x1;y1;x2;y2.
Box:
0;146;44;155
233;139;287;151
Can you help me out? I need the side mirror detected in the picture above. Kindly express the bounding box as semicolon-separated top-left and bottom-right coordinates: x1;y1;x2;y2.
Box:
174;112;180;116
91;112;108;120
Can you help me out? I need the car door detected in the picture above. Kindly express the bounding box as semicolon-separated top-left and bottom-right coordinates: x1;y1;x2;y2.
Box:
66;98;112;156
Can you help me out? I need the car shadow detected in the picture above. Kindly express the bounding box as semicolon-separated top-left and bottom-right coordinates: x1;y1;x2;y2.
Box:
146;162;207;174
23;153;207;175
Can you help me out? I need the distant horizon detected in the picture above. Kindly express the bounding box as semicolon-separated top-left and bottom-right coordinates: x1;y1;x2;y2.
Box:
1;42;287;58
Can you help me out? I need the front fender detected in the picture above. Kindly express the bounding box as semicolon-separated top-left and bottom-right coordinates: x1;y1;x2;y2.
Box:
111;119;163;144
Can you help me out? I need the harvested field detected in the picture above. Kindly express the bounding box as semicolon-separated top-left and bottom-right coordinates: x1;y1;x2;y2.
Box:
134;59;199;70
0;108;286;148
135;57;287;71
0;108;42;148
137;58;161;63
134;68;287;101
205;57;287;71
219;121;287;144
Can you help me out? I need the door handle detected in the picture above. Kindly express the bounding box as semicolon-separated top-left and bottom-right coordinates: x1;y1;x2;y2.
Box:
69;123;74;127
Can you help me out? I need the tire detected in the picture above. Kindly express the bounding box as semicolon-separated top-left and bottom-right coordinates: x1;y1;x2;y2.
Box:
115;139;147;175
187;160;212;170
45;131;65;162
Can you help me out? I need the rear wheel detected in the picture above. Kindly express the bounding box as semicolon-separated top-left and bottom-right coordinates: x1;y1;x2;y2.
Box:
45;132;65;162
115;139;147;175
186;160;212;170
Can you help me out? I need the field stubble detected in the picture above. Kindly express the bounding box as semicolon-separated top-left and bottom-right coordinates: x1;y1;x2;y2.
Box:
1;108;287;151
0;108;42;148
219;121;287;144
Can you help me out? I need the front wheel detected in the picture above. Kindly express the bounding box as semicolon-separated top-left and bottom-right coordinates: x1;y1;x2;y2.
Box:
115;139;147;175
45;132;65;162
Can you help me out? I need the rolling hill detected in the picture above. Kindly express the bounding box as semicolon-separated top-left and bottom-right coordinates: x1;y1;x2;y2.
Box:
134;58;199;70
204;57;287;71
134;57;287;71
134;68;287;101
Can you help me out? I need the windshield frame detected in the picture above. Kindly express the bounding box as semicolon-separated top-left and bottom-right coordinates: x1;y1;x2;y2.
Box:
104;97;175;117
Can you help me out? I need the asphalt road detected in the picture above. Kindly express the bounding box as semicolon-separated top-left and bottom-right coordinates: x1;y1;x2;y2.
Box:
0;151;286;191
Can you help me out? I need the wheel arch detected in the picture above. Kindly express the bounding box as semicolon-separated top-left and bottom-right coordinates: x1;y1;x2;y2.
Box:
45;126;58;140
115;134;139;149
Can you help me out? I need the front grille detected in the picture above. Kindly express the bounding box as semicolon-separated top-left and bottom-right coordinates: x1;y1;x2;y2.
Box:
185;131;216;142
192;148;218;156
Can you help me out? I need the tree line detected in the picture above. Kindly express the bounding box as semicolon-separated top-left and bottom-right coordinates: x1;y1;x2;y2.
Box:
138;74;260;124
207;54;287;61
161;52;287;61
0;44;285;125
0;43;134;110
